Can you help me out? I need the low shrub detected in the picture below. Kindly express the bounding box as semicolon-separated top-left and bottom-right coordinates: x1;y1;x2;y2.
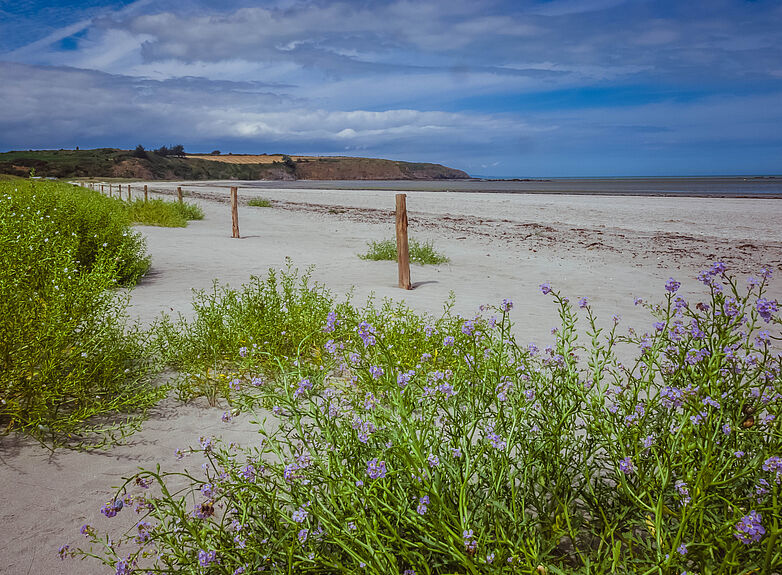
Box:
74;264;782;573
0;181;162;446
248;197;273;207
125;199;204;227
360;238;449;265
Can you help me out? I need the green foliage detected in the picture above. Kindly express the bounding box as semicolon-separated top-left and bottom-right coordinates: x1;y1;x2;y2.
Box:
132;145;146;159
75;265;782;573
248;197;272;207
151;264;354;404
124;199;204;227
360;238;449;265
0;181;163;446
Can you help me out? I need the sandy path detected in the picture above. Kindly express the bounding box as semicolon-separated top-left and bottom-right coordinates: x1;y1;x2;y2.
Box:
1;182;780;574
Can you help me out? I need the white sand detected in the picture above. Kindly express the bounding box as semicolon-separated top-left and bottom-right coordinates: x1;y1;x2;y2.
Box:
1;182;780;574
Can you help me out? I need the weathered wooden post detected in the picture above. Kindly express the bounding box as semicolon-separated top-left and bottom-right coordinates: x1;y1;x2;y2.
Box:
177;186;183;203
395;193;412;290
143;184;148;203
230;186;240;238
101;183;104;194
127;184;132;201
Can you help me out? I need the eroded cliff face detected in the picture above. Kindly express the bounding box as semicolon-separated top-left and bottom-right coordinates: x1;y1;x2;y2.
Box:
0;149;470;180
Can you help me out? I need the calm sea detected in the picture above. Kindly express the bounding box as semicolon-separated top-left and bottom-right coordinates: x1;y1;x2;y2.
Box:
240;176;782;198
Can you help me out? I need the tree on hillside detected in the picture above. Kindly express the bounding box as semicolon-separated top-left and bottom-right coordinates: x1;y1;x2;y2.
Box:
154;145;169;156
211;150;221;155
133;144;147;158
170;144;185;157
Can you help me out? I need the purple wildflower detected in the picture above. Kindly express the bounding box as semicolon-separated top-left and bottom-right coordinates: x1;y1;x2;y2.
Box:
427;453;440;468
357;321;377;347
500;298;513;312
665;278;681;293
443;335;455;346
239;346;248;357
417;496;429;515
198;549;217;567
578;297;588;308
462;319;476;335
367;458;387;480
58;545;70;561
677;543;687;556
397;370;414;387
294;377;313;398
762;456;782;483
463;529;478;554
452;447;463;458
100;499;123;518
675;480;691;506
540;282;552;295
369;365;384;380
756;297;778;322
619;456;634;475
241;464;256;481
735;511;765;544
323;311;339;333
298;529;309;543
292;508;308;523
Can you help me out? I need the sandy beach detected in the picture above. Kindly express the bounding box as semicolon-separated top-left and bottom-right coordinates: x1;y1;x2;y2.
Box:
1;182;781;574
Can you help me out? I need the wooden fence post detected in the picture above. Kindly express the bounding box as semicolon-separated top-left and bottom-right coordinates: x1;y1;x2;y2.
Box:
101;184;104;194
127;185;132;201
395;193;412;290
230;186;240;238
177;186;183;203
144;184;148;203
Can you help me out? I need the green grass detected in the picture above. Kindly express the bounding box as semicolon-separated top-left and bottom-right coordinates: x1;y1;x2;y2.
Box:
248;197;273;207
359;238;449;265
124;199;204;227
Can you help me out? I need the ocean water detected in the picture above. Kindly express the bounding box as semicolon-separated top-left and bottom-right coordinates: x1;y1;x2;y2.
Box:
240;176;782;198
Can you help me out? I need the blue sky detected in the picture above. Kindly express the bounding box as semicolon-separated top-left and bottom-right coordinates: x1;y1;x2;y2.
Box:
1;0;781;176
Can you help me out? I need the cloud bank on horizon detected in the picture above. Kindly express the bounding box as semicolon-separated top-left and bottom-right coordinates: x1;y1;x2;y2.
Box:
1;0;781;176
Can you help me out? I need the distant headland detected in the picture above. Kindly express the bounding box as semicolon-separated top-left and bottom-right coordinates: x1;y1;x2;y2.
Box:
0;148;470;181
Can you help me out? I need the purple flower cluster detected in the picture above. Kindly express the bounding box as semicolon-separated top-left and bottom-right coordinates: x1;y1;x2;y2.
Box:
417;495;429;515
397;370;415;388
369;365;384;380
427;453;440;468
675;480;691;506
756;297;778;323
734;511;765;544
352;417;376;443
665;278;681;293
293;377;313;399
540;282;552;295
486;427;507;451
443;335;455;346
500;298;513;312
292;507;308;523
463;529;478;554
357;321;377;346
100;499;123;518
197;550;217;568
323;311;339;333
366;458;387;480
619;456;634;475
762;456;782;483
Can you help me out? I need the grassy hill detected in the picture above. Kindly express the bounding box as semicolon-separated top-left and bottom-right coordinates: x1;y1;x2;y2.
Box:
0;149;469;180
